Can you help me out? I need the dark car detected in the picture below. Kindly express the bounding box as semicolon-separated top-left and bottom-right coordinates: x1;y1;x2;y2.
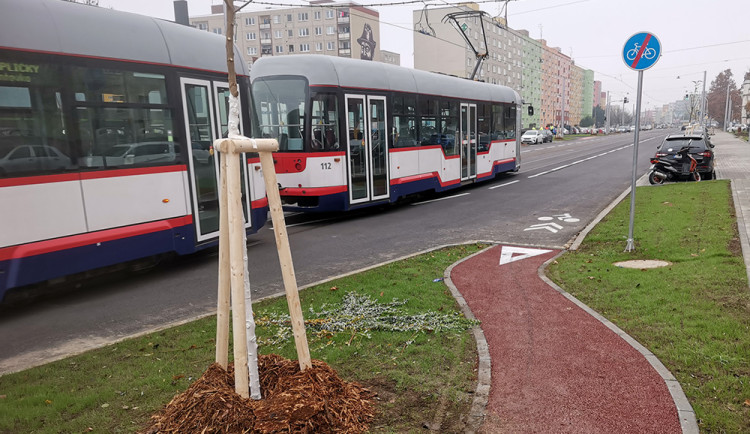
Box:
653;134;715;180
541;129;553;143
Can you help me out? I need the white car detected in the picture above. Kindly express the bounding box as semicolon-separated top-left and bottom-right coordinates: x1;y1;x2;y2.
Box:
103;141;179;166
0;144;73;176
521;130;543;145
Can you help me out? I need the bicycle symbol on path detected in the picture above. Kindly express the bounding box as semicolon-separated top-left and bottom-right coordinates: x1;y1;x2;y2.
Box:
625;42;656;61
524;213;580;233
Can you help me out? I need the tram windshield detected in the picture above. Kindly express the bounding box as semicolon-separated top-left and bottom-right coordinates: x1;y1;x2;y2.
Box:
251;77;307;152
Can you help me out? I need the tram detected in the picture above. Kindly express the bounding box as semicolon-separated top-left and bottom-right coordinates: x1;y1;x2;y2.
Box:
250;54;522;212
0;0;267;300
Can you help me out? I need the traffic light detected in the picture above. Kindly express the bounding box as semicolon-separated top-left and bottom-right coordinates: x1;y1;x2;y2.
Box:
623;97;629;104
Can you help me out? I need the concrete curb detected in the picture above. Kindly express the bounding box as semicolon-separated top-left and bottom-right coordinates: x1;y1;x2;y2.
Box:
559;175;700;434
444;247;494;434
537;253;698;433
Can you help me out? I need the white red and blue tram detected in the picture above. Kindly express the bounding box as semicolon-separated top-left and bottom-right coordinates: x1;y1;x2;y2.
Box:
0;0;267;300
250;54;521;212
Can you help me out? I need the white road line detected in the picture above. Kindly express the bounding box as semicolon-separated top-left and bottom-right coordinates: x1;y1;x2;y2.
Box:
526;143;640;178
269;217;336;229
489;180;520;190
411;192;470;205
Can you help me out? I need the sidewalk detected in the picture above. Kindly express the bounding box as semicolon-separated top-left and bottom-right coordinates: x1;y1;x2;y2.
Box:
446;131;750;433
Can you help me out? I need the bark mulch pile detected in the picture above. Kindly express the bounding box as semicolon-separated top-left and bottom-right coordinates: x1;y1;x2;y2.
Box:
143;354;376;433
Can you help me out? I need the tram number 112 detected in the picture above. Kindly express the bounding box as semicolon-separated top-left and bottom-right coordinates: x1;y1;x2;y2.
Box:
320;162;332;170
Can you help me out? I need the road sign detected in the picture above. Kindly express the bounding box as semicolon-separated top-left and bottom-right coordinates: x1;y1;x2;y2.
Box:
622;32;661;71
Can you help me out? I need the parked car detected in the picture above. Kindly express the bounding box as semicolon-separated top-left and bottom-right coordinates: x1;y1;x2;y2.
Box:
521;130;543;145
0;144;73;176
541;129;553;143
652;134;715;180
104;141;179;166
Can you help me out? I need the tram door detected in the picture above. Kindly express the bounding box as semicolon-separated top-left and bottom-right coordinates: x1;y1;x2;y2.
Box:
181;78;251;242
460;103;478;181
345;95;389;205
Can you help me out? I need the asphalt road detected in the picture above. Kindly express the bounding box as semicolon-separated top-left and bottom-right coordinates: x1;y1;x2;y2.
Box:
0;129;668;374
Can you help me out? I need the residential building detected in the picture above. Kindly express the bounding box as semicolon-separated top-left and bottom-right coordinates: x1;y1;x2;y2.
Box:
189;1;381;70
412;3;594;129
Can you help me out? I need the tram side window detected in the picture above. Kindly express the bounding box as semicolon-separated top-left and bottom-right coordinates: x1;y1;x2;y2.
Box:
391;94;417;148
477;103;491;152
251;78;307;152
418;98;437;147
440;100;459;156
504;104;517;139
310;92;339;151
0;61;72;178
491;104;505;140
70;67;176;168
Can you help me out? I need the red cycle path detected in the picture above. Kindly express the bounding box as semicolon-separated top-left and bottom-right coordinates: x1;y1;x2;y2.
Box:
450;245;681;433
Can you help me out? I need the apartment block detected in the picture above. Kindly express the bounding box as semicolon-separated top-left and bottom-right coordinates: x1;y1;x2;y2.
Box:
413;3;595;129
190;1;381;70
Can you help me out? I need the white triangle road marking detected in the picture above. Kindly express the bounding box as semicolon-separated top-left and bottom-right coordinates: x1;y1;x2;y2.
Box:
499;246;553;266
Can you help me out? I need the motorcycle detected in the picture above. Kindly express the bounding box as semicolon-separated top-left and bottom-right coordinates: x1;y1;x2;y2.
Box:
648;145;700;185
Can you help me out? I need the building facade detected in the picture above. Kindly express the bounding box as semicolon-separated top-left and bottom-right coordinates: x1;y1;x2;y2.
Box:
412;3;593;130
189;1;381;70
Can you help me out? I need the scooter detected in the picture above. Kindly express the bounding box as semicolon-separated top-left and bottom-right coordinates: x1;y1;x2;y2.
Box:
648;145;700;185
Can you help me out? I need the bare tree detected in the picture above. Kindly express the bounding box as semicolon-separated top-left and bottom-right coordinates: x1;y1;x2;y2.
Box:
708;69;741;127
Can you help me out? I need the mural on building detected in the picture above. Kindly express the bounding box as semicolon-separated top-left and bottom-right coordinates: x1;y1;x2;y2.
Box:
357;23;376;61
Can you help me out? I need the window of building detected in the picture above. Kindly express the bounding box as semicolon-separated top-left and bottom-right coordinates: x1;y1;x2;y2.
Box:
326;26;335;35
300;43;310;52
245;17;255;25
273;15;280;24
212;28;222;35
286;14;292;22
288;44;295;52
314;11;321;20
298;12;309;21
327;41;335;50
299;28;309;37
315;42;323;51
288;29;293;37
246;32;256;40
315;27;322;36
247;47;257;55
274;30;282;39
276;45;284;53
326;10;335;19
196;22;208;31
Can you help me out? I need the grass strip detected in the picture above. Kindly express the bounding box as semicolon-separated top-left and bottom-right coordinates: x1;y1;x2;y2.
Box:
0;243;486;433
546;180;750;433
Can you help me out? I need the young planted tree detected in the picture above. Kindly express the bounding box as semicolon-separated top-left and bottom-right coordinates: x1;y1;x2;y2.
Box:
216;0;262;400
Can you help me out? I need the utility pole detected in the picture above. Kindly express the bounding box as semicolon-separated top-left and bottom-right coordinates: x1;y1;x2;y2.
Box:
700;70;707;129
724;82;731;131
605;91;610;134
560;78;565;137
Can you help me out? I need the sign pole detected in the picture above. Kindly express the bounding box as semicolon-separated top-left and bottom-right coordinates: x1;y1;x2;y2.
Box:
625;69;643;252
621;31;661;252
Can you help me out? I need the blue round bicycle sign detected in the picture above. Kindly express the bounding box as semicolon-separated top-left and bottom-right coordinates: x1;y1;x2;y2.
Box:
622;32;661;70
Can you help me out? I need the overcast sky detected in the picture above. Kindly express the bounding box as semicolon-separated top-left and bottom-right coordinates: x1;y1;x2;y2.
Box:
98;0;749;112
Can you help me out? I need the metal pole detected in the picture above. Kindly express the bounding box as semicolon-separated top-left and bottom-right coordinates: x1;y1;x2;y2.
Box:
625;70;644;252
725;83;731;131
700;70;707;129
606;91;610;134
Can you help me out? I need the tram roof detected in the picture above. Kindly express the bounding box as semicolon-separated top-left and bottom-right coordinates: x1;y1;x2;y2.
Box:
0;0;246;76
250;55;520;104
